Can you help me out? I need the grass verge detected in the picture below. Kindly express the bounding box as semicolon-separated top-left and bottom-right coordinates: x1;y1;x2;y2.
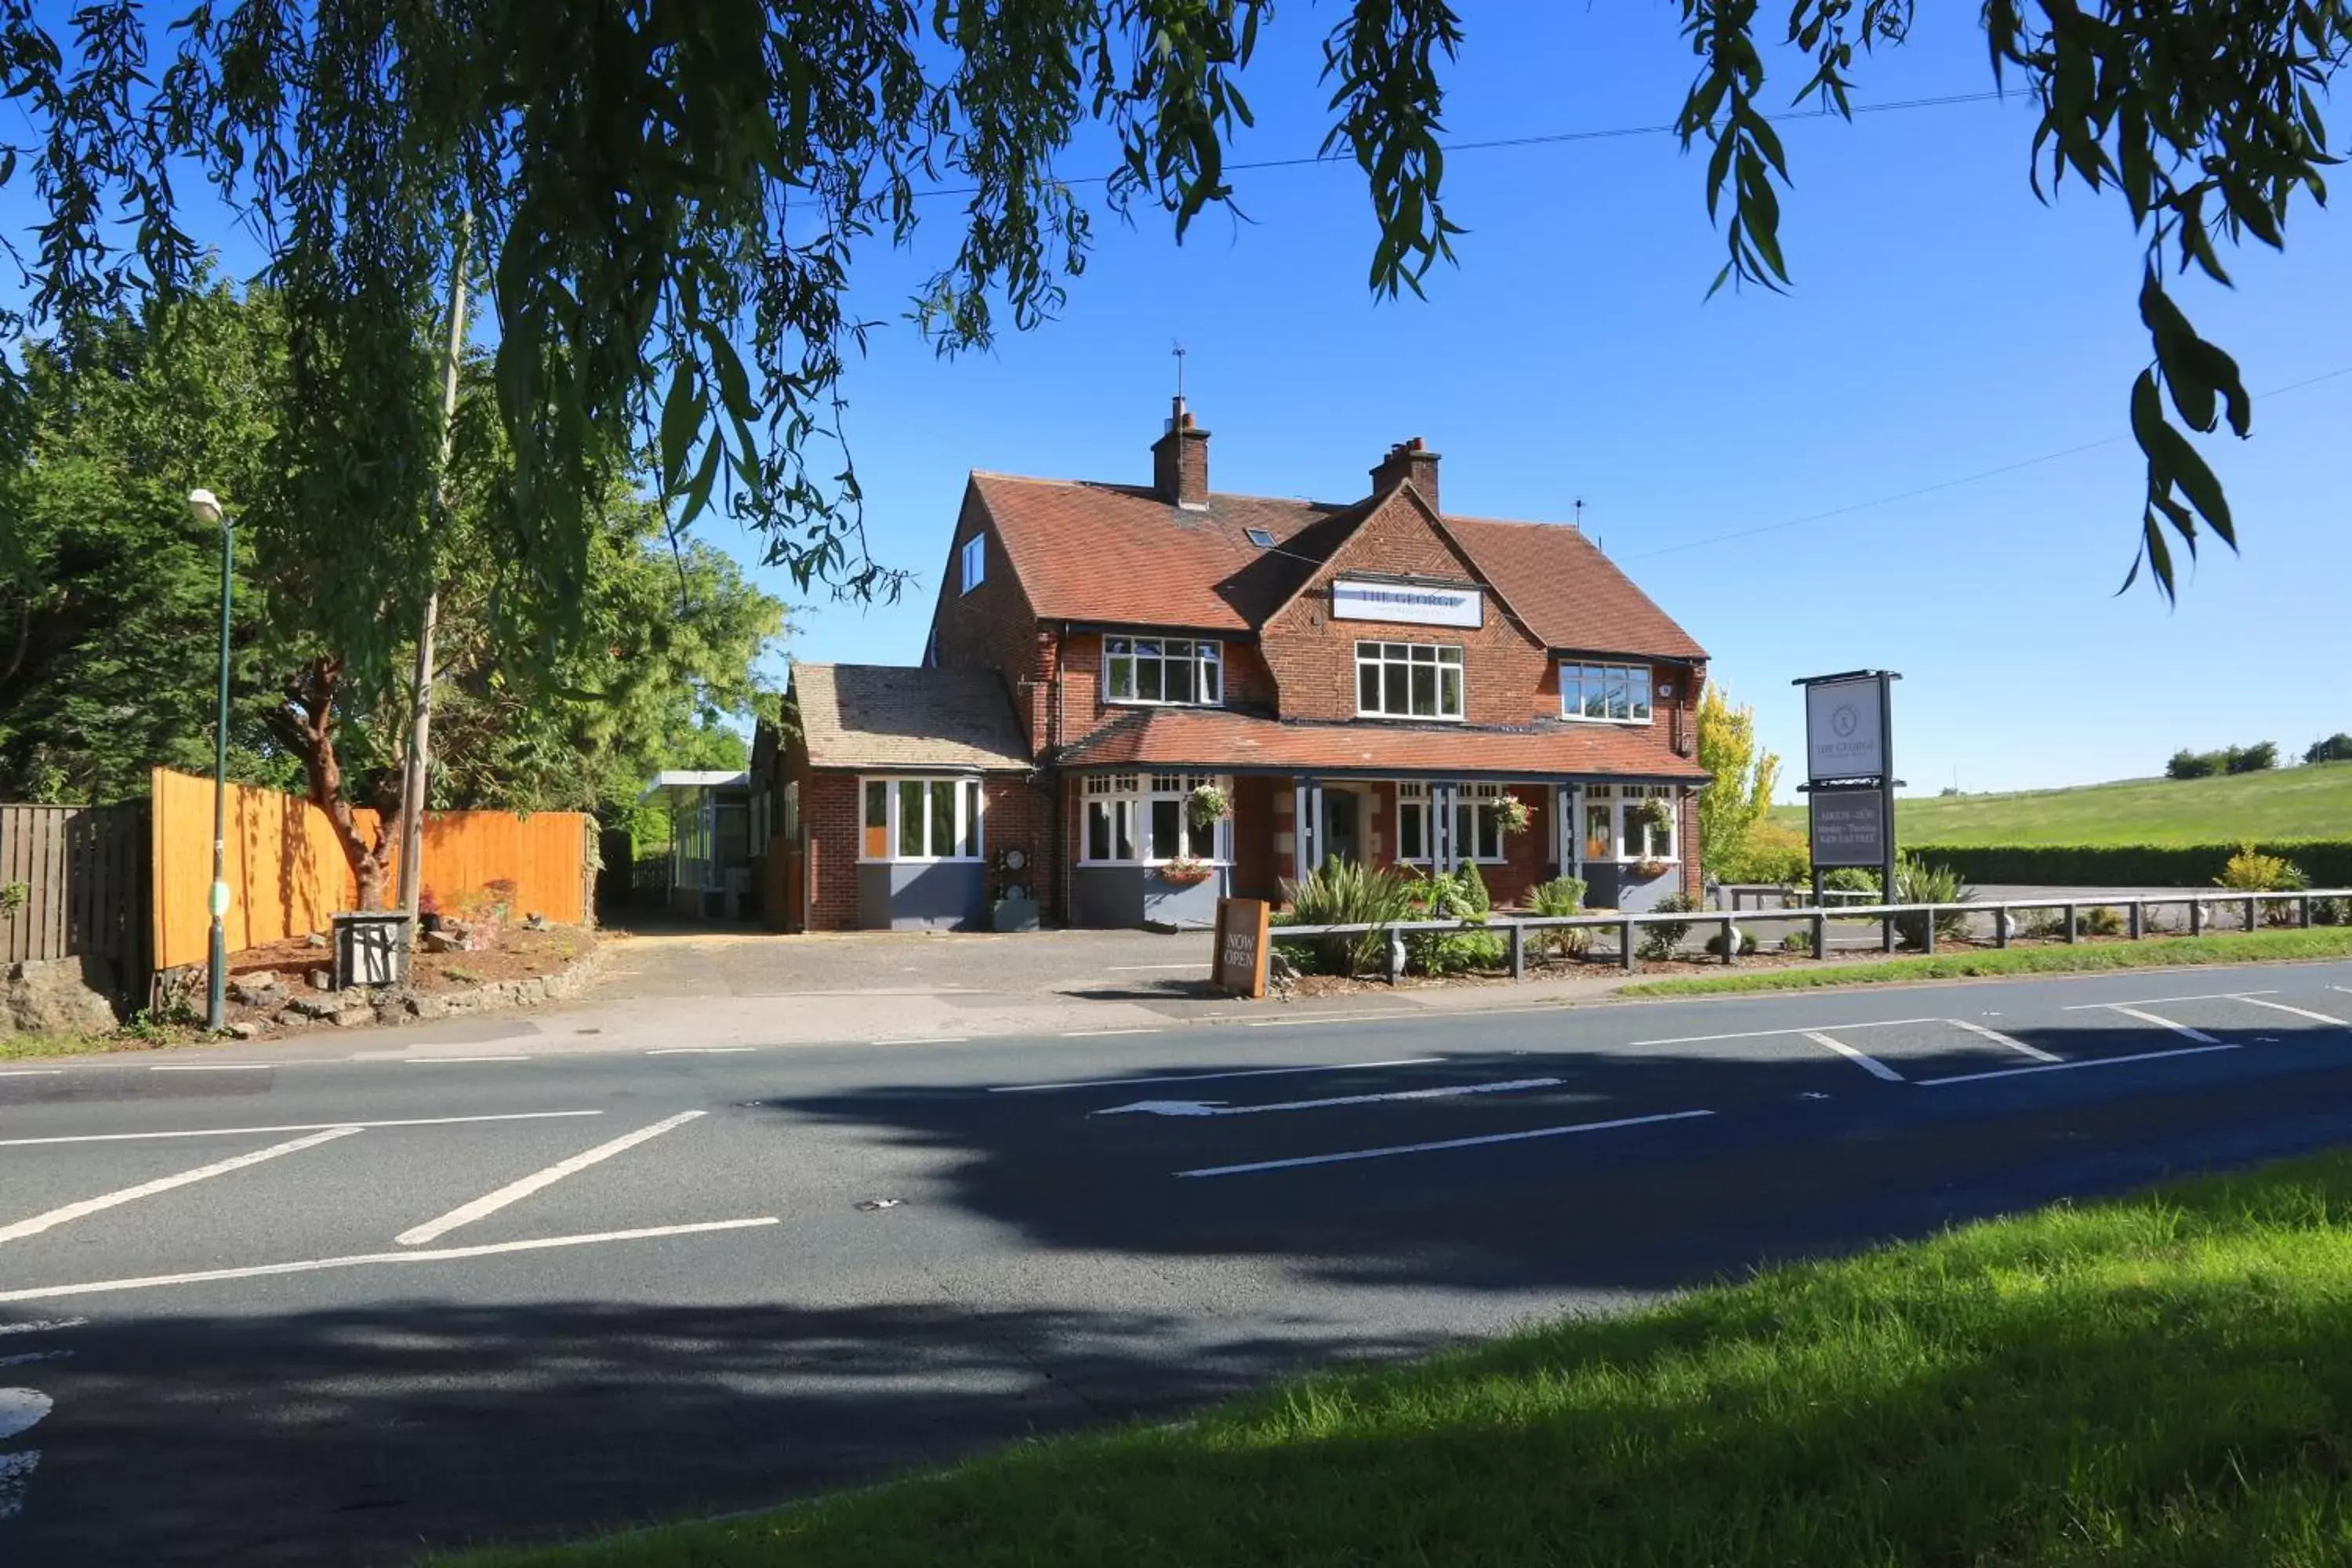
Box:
447;1149;2352;1568
1619;925;2352;997
0;1022;198;1060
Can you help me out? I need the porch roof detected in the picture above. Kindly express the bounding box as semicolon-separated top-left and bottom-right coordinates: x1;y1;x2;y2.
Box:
1054;708;1711;782
637;769;750;804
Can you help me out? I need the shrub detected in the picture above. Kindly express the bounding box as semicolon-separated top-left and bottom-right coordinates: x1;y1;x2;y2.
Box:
1892;854;1972;951
1822;866;1882;897
1456;860;1492;916
1526;877;1590;959
1714;818;1808;885
2166;748;2220;780
1780;929;1813;953
1277;858;1416;975
2080;905;2125;937
1704;925;1759;957
2226;742;2279;775
1907;842;2352;888
2215;844;2308;893
1638;892;1697;960
1403;869;1505;975
2307;733;2352;765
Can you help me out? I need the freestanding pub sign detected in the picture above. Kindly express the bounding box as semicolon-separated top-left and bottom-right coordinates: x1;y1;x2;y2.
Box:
1211;897;1272;999
1795;670;1901;952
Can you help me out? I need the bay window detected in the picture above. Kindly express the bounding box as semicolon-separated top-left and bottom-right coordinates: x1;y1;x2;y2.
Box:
1395;781;1512;864
1083;773;1232;865
1105;637;1222;706
1356;641;1465;720
1559;661;1653;723
1578;785;1678;864
858;775;983;862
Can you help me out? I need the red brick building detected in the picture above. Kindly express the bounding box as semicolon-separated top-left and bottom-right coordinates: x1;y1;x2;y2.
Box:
766;402;1710;931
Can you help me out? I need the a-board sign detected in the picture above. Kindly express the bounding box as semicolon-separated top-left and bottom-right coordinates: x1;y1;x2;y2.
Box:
1211;897;1272;999
1804;674;1888;782
1809;787;1889;869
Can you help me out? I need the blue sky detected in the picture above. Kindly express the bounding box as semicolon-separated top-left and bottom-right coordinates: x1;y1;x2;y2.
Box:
8;6;2345;799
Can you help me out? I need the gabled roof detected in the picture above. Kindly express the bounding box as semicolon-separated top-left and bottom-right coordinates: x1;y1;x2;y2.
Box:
789;663;1032;772
968;471;1706;659
1057;708;1710;782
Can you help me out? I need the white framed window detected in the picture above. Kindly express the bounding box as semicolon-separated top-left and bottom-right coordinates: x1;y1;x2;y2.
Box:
1577;784;1678;864
859;775;983;862
1395;781;1511;864
1081;772;1232;866
1356;641;1465;720
1104;637;1222;706
960;534;985;594
1559;661;1653;724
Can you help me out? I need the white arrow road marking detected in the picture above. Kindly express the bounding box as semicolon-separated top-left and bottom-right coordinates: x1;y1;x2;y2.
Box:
2230;995;2350;1028
1094;1077;1563;1119
394;1111;705;1247
1802;1031;1904;1083
0;1218;779;1305
2103;1005;2222;1044
0;1389;52;1523
996;1056;1444;1095
1944;1018;2063;1062
0;1388;49;1443
0;1126;361;1246
0;1110;601;1149
1178;1108;1716;1178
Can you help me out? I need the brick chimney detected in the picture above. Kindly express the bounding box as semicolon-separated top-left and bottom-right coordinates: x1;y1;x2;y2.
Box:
1370;436;1440;513
1151;397;1210;509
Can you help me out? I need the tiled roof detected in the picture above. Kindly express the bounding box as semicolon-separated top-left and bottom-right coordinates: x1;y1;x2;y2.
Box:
970;472;1705;659
790;663;1033;771
1055;708;1710;782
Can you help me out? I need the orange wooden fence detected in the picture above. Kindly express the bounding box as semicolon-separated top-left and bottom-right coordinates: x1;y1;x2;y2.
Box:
150;768;592;970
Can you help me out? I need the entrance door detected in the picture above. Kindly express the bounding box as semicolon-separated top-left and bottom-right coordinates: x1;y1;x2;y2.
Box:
1322;789;1361;866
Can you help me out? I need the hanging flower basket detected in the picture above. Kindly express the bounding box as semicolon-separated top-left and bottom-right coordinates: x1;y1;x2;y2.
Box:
1633;797;1675;833
1494;793;1533;835
1160;855;1215;886
1632;858;1671;880
1188;782;1232;830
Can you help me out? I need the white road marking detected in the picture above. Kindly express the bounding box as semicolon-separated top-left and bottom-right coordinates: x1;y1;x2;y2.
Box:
2229;996;2351;1028
1103;964;1209;971
404;1055;530;1065
1918;1042;2241;1087
1631;1018;1945;1047
993;1055;1446;1094
645;1047;756;1055
0;1110;601;1149
1061;1028;1161;1038
0;1388;49;1441
0;1127;360;1245
2103;1004;2223;1044
0;1217;781;1304
2063;990;2277;1011
1094;1076;1563;1119
1178;1108;1716;1178
0;1320;83;1338
1242;1014;1368;1028
0;1070;62;1079
0;1351;70;1368
148;1063;274;1073
876;1036;968;1045
0;1450;37;1521
1802;1031;1905;1082
394;1111;705;1247
1945;1018;2063;1062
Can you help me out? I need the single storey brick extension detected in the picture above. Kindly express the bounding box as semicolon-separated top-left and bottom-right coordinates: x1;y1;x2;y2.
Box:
756;401;1711;932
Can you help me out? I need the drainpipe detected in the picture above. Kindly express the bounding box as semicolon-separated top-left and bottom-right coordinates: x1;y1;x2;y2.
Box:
1048;623;1069;923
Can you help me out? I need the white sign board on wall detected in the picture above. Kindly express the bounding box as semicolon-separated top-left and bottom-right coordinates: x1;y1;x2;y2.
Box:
1805;676;1887;782
1330;577;1485;630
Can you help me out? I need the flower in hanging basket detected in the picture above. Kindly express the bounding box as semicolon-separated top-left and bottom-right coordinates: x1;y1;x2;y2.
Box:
1187;782;1232;830
1634;797;1675;832
1160;855;1215;886
1494;793;1533;835
1632;858;1671;880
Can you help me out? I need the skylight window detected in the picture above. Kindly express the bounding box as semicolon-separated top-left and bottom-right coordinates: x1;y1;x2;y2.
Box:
1244;527;1276;548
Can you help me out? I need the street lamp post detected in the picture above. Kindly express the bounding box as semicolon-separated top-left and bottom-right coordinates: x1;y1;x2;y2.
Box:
188;489;233;1032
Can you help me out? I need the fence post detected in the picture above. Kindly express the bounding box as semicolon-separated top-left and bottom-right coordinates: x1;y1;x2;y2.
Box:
2190;898;2203;937
1620;917;1635;972
1811;910;1827;961
2129;901;2143;942
1388;928;1406;985
2300;895;2314;930
1509;920;1525;981
2245;895;2258;933
2064;903;2078;944
1922;905;1936;956
1994;906;2011;949
1721;916;1737;966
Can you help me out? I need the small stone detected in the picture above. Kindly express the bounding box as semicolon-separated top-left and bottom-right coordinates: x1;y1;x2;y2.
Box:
225;1021;263;1040
403;993;450;1020
227;974;283;1007
328;1004;373;1028
305;931;328;949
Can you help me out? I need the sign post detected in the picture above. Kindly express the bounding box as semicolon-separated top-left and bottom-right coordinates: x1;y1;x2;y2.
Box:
1795;670;1901;954
1211;897;1272;999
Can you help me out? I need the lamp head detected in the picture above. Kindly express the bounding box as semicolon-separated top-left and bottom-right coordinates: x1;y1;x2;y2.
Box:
187;488;224;527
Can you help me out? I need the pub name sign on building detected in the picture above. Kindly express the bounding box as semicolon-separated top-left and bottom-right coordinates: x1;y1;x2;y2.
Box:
750;405;1715;932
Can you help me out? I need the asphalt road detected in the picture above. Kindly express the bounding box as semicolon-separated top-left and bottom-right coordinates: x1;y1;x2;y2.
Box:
7;960;2352;1563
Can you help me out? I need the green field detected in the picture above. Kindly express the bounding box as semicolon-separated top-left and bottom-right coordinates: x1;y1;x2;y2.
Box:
455;1149;2352;1568
1772;760;2352;847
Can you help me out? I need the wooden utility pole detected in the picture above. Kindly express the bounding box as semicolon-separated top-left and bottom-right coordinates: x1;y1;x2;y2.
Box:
397;211;472;925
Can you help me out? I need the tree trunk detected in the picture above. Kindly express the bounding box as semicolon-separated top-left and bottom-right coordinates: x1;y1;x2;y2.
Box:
280;656;402;910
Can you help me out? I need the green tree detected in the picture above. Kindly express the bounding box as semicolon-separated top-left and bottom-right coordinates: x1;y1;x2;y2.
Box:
0;0;2339;628
1696;684;1782;880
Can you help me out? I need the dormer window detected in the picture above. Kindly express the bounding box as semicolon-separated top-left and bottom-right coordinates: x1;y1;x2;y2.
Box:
1559;661;1653;724
1105;637;1223;706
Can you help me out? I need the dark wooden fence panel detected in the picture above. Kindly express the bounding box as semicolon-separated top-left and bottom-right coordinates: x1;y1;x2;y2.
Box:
0;802;151;993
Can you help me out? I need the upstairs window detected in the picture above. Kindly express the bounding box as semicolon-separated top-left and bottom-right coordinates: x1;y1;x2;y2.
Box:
1105;637;1223;706
1356;641;1464;720
960;534;985;594
1560;661;1652;724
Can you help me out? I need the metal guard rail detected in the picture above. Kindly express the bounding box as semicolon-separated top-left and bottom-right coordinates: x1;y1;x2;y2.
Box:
1269;887;2352;979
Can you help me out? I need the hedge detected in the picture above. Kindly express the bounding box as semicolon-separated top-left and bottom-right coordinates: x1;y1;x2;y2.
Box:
1907;841;2352;888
